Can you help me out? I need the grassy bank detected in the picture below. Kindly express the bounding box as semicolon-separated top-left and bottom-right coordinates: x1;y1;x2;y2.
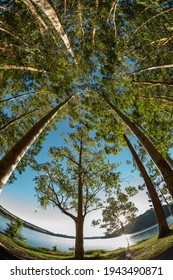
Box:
0;225;173;260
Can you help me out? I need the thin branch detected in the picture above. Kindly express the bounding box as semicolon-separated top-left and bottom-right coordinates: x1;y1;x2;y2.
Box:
86;206;105;215
0;21;27;45
133;7;173;35
131;64;173;75
0;109;39;133
0;6;11;11
60;153;79;166
0;92;35;104
0;65;47;73
132;81;173;87
137;95;173;105
47;185;77;221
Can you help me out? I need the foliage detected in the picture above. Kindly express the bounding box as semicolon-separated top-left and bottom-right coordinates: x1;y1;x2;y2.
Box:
0;1;173;250
33;125;120;217
92;192;138;235
4;218;25;241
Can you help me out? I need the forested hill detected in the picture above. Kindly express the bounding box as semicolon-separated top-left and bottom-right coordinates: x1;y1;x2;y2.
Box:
115;205;173;236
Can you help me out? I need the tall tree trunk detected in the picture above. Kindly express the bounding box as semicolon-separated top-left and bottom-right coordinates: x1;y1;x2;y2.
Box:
23;0;48;35
166;157;173;169
75;135;84;259
75;218;84;259
78;1;85;38
0;93;75;192
99;92;173;198
31;0;77;63
124;134;171;238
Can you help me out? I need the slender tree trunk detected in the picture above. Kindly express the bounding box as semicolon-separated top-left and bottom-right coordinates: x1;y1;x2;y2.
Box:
64;0;67;14
0;92;33;104
0;93;75;191
75;135;84;259
167;157;173;169
132;81;173;87
132;64;173;74
99;93;173;198
31;0;77;63
23;0;48;34
78;1;85;39
0;65;46;73
123;134;171;238
0;109;38;133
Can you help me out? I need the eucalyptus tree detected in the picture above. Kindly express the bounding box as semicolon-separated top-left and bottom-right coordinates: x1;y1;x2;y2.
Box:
33;125;120;259
123;134;171;238
94;91;173;198
0;0;79;187
27;0;77;63
80;90;172;238
1;0;173;206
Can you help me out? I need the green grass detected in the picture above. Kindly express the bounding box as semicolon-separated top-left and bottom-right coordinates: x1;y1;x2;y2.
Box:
1;225;173;260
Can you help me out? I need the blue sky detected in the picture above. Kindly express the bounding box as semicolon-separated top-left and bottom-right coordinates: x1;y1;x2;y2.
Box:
0;119;150;237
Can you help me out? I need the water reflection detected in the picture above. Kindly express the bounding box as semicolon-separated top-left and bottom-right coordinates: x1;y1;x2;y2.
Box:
0;214;173;252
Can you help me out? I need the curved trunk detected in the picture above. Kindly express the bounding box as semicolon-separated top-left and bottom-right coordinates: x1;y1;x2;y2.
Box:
99;93;173;198
124;134;170;238
31;0;77;63
0;93;75;191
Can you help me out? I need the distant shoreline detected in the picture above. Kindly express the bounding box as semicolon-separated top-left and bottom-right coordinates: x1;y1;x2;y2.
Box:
1;204;173;240
0;205;109;239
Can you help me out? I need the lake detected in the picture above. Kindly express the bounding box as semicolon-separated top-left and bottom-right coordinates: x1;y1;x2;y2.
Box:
0;214;173;252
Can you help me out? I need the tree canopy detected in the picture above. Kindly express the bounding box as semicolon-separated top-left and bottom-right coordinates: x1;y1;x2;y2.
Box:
0;0;173;247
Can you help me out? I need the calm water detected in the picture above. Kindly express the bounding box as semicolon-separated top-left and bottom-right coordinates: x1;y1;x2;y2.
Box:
0;215;173;252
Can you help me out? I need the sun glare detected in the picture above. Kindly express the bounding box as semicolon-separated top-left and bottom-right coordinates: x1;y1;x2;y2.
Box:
119;214;126;224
